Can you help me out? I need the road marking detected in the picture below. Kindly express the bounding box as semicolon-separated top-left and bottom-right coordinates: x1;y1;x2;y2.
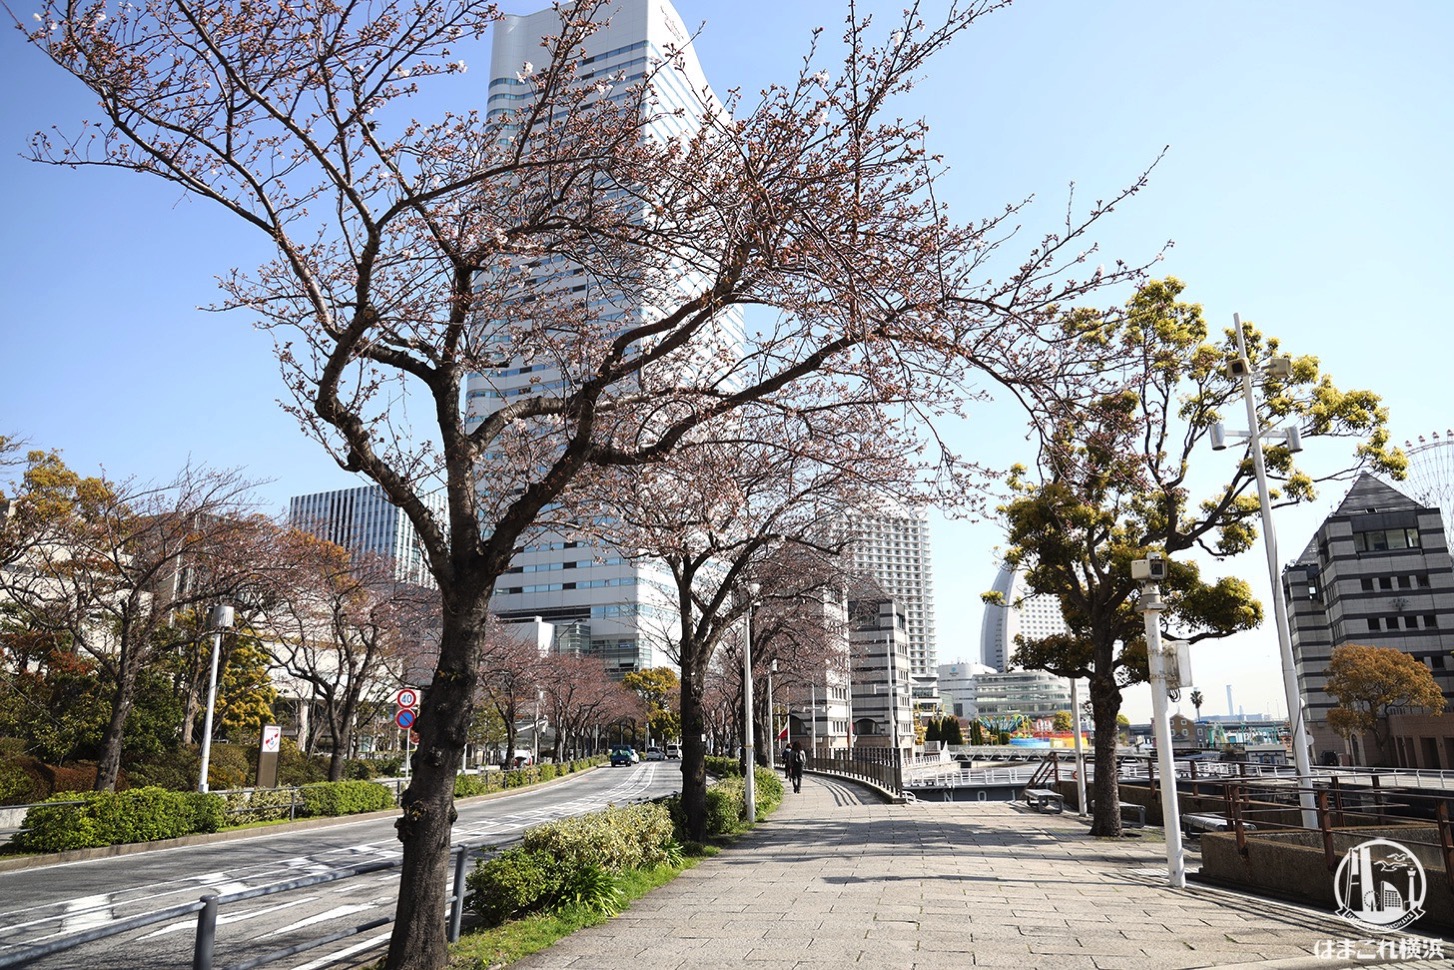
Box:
288;930;392;970
266;902;380;937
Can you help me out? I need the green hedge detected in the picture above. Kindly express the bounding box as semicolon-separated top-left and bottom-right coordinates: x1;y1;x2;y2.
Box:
466;801;678;926
15;787;225;852
222;787;299;824
297;780;394;817
453;757;601;799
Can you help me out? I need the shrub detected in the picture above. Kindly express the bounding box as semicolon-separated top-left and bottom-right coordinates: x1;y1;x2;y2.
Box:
0;760;33;805
297;780;394;817
223;787;300;824
123;748;198;792
466;847;564;926
0;757;46;805
14;787;225;852
199;744;254;792
703;779;745;835
704;755;740;779
752;766;783;819
523;802;676;873
467;800;678;926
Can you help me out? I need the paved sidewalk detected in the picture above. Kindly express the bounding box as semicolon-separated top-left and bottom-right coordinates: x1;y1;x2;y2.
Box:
512;773;1449;970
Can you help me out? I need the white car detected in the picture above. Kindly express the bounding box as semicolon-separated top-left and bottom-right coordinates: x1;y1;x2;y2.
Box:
644;747;666;761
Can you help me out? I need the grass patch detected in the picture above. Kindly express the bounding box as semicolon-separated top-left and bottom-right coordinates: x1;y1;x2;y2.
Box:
445;855;703;969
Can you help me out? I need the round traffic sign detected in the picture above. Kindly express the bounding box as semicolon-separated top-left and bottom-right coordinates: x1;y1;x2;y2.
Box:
395;708;416;729
395;688;419;708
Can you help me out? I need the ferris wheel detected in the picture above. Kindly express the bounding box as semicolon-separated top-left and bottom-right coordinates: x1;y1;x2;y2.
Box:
1404;430;1454;532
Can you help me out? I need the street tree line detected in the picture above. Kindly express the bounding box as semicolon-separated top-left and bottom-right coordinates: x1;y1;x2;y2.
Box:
12;0;1198;965
0;444;668;789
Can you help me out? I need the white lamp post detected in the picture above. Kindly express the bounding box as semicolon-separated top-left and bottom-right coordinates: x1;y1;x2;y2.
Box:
197;603;234;793
1135;556;1186;888
1212;314;1317;829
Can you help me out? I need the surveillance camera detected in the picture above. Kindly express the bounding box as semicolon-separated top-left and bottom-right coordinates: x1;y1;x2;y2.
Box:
1225;357;1250;379
1131;553;1168;582
1264;356;1294;380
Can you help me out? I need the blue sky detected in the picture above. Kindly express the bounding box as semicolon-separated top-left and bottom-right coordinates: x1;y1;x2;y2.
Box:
1;1;1450;721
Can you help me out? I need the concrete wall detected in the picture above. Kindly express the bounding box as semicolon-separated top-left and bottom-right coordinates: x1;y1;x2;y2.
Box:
1199;825;1454;934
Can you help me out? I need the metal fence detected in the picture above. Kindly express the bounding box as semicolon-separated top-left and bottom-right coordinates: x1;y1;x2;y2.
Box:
0;828;515;970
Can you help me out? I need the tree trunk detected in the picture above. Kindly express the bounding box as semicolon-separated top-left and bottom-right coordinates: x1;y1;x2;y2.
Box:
95;658;138;792
678;663;709;842
1087;671;1123;838
385;596;481;970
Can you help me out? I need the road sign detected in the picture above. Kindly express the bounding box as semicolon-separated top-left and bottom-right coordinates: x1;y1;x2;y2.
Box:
395;708;416;729
395;688;419;709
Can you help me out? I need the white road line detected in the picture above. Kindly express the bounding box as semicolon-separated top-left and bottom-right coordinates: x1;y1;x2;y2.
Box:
266;902;380;937
287;931;392;970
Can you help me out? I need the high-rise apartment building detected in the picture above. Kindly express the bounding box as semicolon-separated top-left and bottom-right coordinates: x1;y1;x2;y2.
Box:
288;484;444;588
979;561;1071;672
1283;473;1454;761
846;509;938;708
466;0;741;677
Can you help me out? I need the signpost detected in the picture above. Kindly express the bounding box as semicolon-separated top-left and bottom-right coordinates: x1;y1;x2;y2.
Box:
255;724;282;788
395;687;419;781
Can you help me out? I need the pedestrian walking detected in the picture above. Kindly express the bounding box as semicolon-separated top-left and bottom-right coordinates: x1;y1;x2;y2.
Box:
788;740;805;793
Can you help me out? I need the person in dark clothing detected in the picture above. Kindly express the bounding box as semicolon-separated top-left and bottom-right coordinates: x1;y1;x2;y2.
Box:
788;740;805;793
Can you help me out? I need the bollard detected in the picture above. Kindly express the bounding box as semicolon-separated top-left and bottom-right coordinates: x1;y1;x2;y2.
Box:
448;846;469;943
193;894;219;970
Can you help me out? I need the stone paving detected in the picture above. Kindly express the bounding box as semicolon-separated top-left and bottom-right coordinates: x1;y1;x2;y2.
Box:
511;773;1450;970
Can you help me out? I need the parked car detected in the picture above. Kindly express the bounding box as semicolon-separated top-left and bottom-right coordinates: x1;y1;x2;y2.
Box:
665;743;682;760
610;745;639;766
644;747;665;761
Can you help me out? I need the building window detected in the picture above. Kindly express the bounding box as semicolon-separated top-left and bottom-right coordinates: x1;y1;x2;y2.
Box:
1418;573;1431;587
1361;577;1375;592
1426;615;1439;629
1405;616;1418;629
1354;528;1421;553
1380;577;1393;591
1367;618;1380;632
1399;575;1412;589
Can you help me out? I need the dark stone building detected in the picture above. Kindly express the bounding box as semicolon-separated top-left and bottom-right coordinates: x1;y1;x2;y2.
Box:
1283;474;1454;763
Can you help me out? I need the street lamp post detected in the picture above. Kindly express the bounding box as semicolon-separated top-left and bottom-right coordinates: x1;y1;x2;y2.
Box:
197;603;234;794
742;584;760;822
1215;314;1317;829
1135;561;1186;889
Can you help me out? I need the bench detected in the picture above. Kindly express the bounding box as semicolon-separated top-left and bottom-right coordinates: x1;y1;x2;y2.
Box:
1023;788;1064;813
1182;812;1256;836
1089;799;1146;828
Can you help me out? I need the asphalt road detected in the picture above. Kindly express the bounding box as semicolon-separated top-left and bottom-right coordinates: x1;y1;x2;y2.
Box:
0;761;681;970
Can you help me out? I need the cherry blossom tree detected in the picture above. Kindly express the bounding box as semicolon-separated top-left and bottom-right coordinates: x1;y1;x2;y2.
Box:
263;535;421;780
12;1;1160;962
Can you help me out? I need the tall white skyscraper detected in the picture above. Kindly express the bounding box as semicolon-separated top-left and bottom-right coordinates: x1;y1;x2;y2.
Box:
466;0;742;677
288;484;445;588
846;509;938;702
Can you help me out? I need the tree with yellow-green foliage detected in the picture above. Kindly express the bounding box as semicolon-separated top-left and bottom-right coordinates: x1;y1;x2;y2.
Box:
622;667;681;746
988;278;1405;837
1326;643;1444;766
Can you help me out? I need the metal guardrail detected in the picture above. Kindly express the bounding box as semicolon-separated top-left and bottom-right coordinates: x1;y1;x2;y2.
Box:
0;833;517;970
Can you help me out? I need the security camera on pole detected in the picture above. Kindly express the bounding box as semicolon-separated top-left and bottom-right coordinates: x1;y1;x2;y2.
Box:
1210;314;1317;829
1132;553;1186;889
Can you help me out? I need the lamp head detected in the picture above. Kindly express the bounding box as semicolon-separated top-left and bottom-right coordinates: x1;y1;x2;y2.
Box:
1210;421;1228;451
